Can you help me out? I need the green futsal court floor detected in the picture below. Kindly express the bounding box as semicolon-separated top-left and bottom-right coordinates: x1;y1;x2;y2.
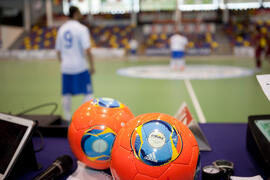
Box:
0;56;270;123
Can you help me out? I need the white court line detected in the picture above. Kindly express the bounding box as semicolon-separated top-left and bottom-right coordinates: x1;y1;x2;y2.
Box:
184;79;207;123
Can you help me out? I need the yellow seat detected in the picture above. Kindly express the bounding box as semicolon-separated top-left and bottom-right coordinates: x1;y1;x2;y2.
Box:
243;41;250;47
236;36;243;43
188;42;194;48
211;42;218;48
44;40;50;47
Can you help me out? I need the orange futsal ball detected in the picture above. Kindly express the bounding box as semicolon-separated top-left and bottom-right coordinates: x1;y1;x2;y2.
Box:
68;97;134;170
110;113;200;180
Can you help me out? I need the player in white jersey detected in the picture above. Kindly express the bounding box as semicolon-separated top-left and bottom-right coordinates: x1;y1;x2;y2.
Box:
169;31;188;71
129;38;138;61
56;6;95;121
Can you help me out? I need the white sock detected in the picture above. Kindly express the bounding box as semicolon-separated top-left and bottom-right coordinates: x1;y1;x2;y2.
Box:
62;95;72;121
83;94;93;103
177;59;185;70
170;60;177;70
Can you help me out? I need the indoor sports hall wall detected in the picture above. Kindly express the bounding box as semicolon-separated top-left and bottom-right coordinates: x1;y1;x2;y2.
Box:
0;26;23;50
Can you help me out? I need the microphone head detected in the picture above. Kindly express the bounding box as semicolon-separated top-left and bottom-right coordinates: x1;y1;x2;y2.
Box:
56;155;73;172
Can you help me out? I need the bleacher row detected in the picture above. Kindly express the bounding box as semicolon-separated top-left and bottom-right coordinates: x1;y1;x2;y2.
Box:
21;26;58;50
20;25;135;50
142;24;218;55
20;24;218;53
144;32;218;49
225;20;270;47
90;25;134;48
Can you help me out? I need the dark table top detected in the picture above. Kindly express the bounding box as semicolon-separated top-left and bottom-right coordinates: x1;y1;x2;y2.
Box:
16;123;268;180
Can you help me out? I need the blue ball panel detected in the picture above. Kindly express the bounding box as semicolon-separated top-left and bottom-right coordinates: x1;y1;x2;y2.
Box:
132;120;180;166
97;98;120;108
81;132;115;161
142;120;173;143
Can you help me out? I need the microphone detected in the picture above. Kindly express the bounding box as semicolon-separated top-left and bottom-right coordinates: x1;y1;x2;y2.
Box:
33;155;73;180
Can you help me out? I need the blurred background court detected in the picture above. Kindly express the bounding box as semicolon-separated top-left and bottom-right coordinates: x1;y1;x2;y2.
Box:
1;56;270;123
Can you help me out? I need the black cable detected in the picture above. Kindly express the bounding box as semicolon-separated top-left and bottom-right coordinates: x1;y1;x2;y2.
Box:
15;102;59;152
16;102;58;116
34;130;45;152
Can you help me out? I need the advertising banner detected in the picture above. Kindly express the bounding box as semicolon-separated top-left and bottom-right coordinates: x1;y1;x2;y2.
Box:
140;0;177;11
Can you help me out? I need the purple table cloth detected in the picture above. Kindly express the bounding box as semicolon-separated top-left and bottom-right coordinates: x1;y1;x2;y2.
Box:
17;123;266;179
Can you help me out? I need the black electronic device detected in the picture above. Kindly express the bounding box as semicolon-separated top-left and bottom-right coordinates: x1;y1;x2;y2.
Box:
0;113;38;179
247;115;270;175
19;114;69;137
33;155;73;180
16;102;69;137
202;165;222;180
20;114;62;126
213;160;234;180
